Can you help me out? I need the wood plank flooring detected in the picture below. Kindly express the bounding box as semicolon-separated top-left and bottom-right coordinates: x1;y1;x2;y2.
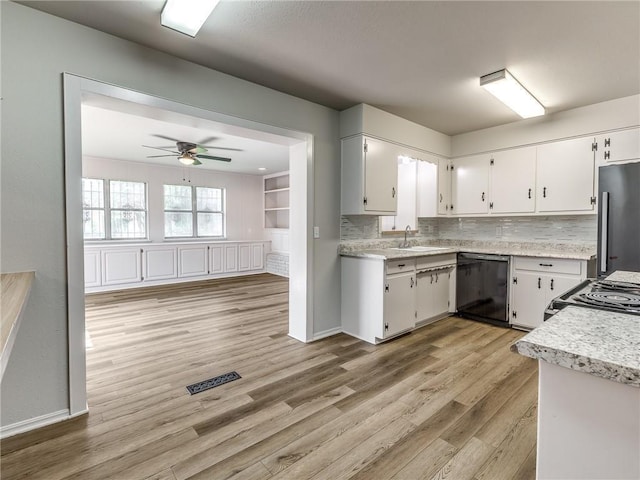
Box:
0;273;538;479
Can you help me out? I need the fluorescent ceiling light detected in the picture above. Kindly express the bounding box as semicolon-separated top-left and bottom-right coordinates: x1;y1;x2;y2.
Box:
161;0;221;37
480;69;545;118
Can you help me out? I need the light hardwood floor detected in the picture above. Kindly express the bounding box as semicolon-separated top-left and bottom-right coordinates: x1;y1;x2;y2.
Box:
1;273;538;480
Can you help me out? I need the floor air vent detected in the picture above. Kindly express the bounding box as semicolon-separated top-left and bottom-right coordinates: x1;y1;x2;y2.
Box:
186;371;241;395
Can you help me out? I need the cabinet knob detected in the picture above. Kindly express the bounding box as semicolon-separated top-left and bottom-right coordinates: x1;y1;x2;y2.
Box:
538;277;541;289
543;187;547;198
392;187;396;198
528;188;532;199
481;192;485;202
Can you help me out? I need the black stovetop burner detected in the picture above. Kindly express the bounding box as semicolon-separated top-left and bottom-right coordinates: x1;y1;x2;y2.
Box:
546;278;640;317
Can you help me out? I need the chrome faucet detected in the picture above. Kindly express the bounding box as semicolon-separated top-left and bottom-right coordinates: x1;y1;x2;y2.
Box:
400;225;411;248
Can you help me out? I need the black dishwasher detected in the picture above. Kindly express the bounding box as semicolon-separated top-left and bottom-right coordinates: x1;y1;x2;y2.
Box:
456;253;510;327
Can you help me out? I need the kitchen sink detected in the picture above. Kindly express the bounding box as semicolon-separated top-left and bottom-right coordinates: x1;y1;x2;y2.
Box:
391;246;450;252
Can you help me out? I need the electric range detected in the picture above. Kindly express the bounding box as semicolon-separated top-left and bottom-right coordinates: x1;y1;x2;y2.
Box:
545;279;640;320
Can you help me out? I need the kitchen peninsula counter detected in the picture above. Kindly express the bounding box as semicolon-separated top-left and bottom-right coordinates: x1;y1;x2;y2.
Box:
510;270;640;479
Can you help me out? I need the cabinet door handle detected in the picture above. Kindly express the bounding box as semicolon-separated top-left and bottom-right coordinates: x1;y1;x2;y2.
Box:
543;187;547;198
550;279;554;291
481;192;485;202
528;188;532;199
398;263;405;268
539;263;553;267
538;277;541;289
435;273;439;282
392;187;396;198
440;193;443;203
410;277;414;288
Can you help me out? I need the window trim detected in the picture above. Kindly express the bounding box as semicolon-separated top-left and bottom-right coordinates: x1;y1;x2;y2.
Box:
163;184;225;239
82;177;148;241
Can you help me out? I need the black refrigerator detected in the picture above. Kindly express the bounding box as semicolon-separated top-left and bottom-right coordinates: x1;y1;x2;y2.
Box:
597;162;640;277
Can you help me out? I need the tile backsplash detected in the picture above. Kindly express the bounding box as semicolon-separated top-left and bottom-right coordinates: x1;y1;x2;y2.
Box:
341;215;597;245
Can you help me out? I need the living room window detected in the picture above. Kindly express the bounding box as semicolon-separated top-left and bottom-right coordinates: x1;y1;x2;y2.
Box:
82;178;147;240
164;185;225;238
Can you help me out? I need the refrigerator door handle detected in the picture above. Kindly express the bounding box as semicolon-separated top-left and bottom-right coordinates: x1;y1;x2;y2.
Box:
600;192;609;273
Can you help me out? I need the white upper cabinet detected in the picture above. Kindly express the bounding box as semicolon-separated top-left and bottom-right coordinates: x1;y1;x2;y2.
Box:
451;154;490;215
595;128;640;163
536;137;595;213
489;146;536;214
437;158;452;215
416;158;438;218
341;135;399;215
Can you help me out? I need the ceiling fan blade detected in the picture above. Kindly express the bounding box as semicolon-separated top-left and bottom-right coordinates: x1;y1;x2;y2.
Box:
194;146;208;154
146;154;177;158
196;154;232;162
199;146;243;152
192;159;203;166
142;145;179;153
197;136;219;145
151;134;180;142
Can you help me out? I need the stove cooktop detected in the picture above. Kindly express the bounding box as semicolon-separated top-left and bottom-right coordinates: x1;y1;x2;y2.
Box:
547;279;640;316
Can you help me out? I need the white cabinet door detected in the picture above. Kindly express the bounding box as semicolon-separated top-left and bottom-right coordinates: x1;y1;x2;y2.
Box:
597;128;640;163
416;158;438;218
430;269;450;317
382;272;416;338
178;245;208;278
144;246;178;281
364;137;399;213
490;147;536;214
536;137;595;212
102;248;142;286
437;158;452;215
451;154;490;215
341;135;399;215
84;249;101;288
251;243;264;270
209;245;224;274
224;244;238;272
417;268;452;323
511;271;548;329
238;244;252;271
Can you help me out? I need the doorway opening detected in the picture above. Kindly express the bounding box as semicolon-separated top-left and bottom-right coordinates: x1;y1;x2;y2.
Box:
64;74;314;416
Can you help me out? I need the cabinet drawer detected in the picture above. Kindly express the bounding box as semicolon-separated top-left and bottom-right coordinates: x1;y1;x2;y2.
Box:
416;253;456;272
386;258;416;275
513;256;582;275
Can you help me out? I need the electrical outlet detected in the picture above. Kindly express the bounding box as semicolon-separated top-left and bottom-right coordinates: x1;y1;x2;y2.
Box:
313;226;320;238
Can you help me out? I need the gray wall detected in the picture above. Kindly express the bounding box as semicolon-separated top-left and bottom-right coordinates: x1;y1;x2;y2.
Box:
0;2;340;426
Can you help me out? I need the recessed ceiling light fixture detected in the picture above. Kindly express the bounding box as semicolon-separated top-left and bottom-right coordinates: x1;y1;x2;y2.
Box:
258;167;266;171
480;69;545;119
161;0;221;37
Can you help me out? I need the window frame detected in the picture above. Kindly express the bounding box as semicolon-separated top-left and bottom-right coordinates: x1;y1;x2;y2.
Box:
163;184;225;239
82;177;149;241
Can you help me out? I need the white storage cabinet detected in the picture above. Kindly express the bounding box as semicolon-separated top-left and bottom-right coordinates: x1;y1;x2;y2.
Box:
451;154;490;215
341;135;399;215
595;128;640;164
489;146;536;214
510;256;588;330
416;254;457;324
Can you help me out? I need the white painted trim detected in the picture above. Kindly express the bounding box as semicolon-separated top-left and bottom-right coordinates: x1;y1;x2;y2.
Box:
0;409;82;439
311;327;342;342
63;73;315;417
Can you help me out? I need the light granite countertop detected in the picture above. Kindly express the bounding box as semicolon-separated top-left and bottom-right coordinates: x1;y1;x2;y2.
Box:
339;239;596;261
511;304;640;387
606;270;640;284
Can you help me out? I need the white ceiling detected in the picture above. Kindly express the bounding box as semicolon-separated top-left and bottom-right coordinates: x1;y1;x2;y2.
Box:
21;1;640;136
81;99;291;175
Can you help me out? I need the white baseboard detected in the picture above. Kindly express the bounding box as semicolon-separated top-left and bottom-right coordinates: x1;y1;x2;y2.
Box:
311;327;342;342
0;408;85;439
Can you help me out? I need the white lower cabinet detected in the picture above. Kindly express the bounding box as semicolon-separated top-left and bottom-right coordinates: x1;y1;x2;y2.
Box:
85;241;268;292
144;246;178;281
510;256;588;330
224;244;238;272
342;254;455;344
84;249;102;288
238;244;252;271
177;245;207;278
102;248;142;286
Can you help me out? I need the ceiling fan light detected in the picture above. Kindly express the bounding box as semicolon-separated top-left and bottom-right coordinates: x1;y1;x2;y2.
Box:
480;69;545;119
179;153;195;165
161;0;221;37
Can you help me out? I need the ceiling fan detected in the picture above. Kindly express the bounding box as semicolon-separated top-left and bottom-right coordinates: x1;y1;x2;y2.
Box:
143;134;242;165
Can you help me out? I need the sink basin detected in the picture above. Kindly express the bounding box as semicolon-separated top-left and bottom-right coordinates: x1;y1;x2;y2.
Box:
392;246;449;252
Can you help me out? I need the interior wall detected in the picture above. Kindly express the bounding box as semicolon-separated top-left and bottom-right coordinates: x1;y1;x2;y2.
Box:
0;2;340;428
451;95;640;157
82;156;265;242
